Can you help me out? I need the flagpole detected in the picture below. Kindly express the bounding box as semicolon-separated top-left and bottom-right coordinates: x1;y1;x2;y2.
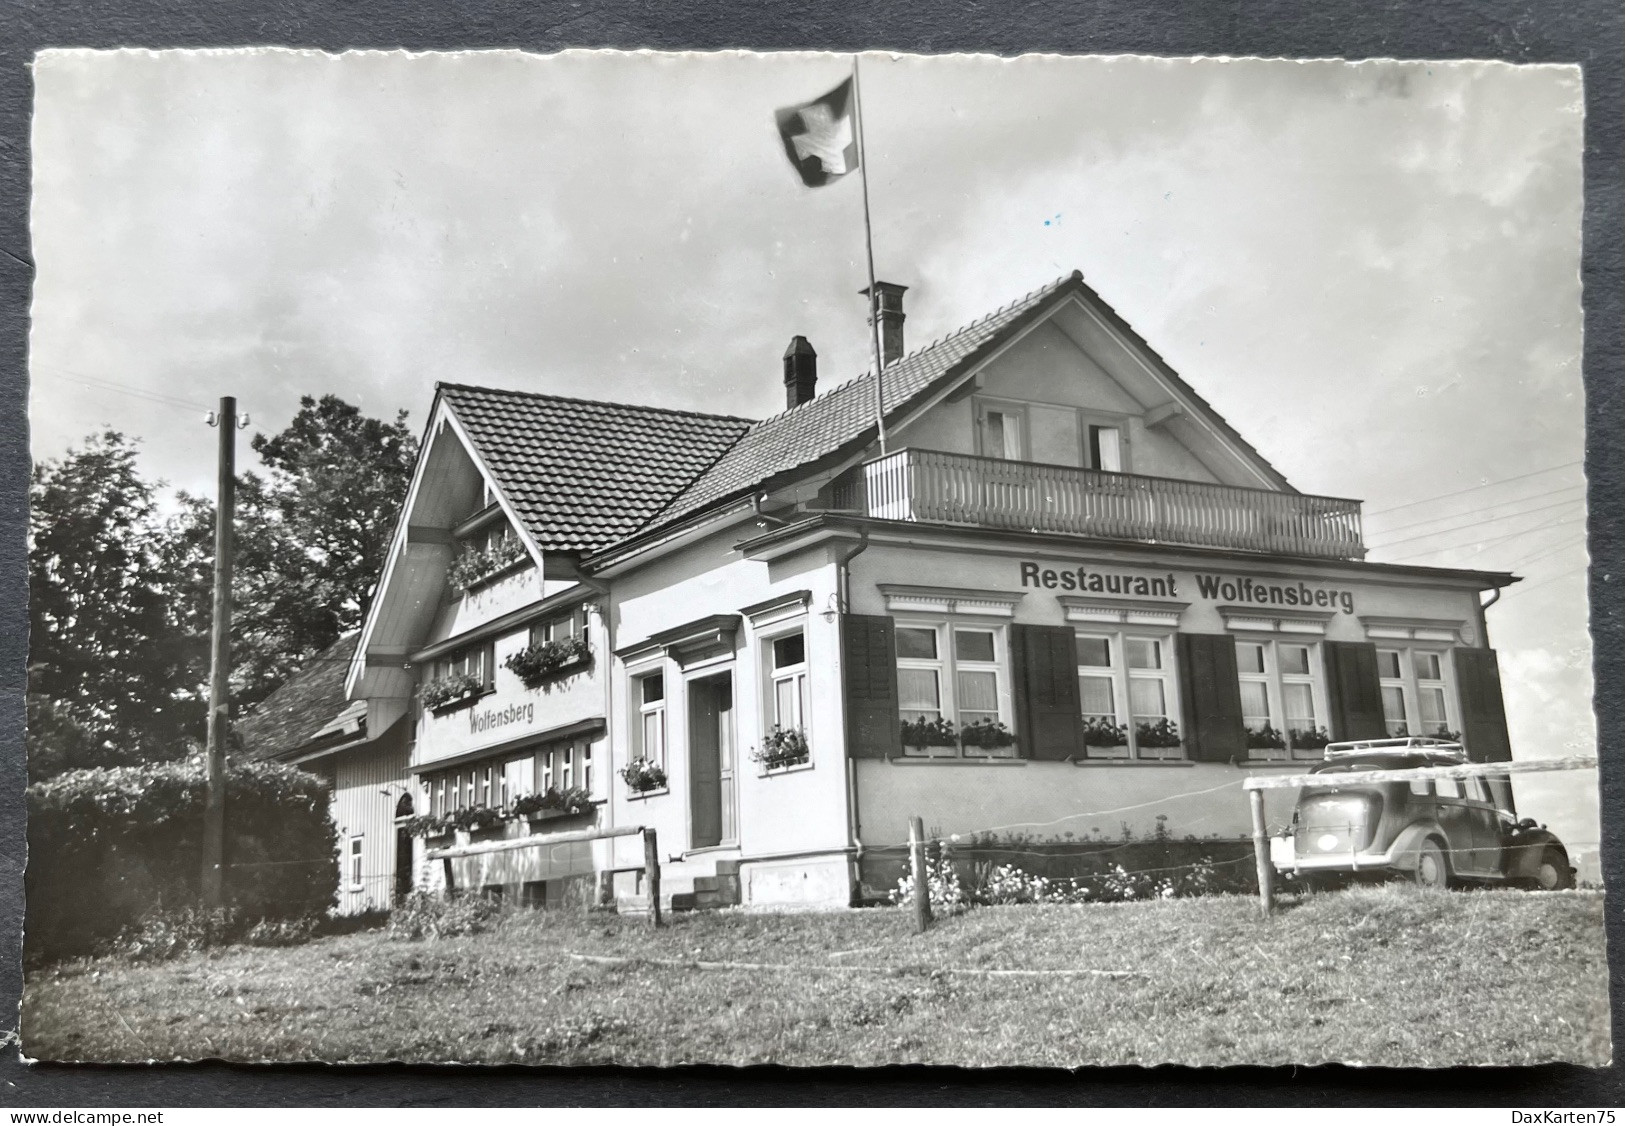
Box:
852;55;888;455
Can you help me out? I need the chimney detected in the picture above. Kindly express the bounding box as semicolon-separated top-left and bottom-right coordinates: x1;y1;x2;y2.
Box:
783;335;817;409
861;281;909;368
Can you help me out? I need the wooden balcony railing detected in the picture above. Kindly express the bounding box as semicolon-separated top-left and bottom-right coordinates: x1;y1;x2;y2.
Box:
833;448;1365;561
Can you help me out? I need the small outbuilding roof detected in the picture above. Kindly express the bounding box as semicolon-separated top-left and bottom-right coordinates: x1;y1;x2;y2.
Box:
236;632;361;762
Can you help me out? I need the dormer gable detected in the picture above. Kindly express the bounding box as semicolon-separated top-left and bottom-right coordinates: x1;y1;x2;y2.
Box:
347;397;549;703
889;286;1290;492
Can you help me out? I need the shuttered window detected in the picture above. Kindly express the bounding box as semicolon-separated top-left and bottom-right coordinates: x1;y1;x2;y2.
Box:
1452;647;1513;763
842;614;902;759
1373;647;1457;738
895;620;1014;758
1175;633;1247;763
1012;624;1083;761
1075;630;1182;759
1232;639;1328;759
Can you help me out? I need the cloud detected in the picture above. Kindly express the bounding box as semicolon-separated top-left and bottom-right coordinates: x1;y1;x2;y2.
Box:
28;52;1594;850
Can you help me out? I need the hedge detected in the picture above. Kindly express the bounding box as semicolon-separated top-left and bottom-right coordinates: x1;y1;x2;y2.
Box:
26;756;338;960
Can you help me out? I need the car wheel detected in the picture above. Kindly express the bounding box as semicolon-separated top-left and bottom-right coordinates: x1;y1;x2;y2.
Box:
1531;846;1575;891
1411;839;1450;890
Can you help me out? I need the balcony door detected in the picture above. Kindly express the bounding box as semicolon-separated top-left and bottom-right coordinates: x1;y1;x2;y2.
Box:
687;672;736;850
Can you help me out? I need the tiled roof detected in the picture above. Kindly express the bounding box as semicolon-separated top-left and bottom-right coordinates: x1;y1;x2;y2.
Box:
236;632;360;762
645;273;1084;530
439;384;754;553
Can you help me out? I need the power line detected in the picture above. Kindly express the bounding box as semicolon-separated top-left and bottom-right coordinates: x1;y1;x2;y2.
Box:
1503;534;1588;574
1364;498;1586;553
1380;512;1588;563
34;362;215;413
1363;482;1585;539
1362;460;1585;518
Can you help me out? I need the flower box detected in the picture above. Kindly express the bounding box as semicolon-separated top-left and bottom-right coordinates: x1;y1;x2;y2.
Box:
959;719;1016;752
505;635;592;688
423;671;486;713
621;759;668;794
1135;719;1183;749
511;786;595;821
1246;724;1287;751
448;537;529;592
752;726;810;771
1081;717;1129;750
901;717;959;754
1286;725;1331;752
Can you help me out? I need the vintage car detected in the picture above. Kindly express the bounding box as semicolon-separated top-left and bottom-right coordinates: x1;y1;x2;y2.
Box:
1269;737;1575;891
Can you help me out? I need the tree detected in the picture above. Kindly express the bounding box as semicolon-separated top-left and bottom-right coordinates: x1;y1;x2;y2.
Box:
29;398;417;779
27;431;204;778
170;395;417;708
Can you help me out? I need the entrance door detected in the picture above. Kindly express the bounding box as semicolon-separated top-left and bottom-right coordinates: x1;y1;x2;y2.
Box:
394;827;414;903
688;673;736;850
393;791;415;904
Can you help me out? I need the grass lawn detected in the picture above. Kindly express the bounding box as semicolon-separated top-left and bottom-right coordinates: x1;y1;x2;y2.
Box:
22;885;1611;1067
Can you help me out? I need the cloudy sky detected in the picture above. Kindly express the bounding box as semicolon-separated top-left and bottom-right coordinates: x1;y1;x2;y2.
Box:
29;50;1594;854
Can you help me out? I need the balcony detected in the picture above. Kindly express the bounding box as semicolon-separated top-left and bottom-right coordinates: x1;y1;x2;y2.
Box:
831;448;1365;561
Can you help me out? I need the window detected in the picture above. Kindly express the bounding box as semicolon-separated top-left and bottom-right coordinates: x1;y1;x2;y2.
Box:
503;754;534;800
896;622;1012;757
1088;424;1123;472
530;607;585;647
1076;631;1182;759
348;836;363;888
471;520;517;558
1376;647;1457;738
1235;639;1327;760
536;741;592;795
635;673;667;767
768;629;809;734
979;405;1026;461
435;642;494;689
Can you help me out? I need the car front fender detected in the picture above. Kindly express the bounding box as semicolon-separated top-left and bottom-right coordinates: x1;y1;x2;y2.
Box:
1503;825;1567;881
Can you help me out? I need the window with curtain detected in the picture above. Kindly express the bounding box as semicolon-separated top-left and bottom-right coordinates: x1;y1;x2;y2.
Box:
895;621;1011;757
635;673;667;767
1076;631;1181;759
1234;639;1327;760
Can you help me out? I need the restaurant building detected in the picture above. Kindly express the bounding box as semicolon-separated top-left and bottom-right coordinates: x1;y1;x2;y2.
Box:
345;269;1519;911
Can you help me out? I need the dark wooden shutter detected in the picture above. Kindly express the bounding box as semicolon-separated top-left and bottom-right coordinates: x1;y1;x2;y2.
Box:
1176;633;1247;763
1324;640;1387;741
841;614;902;759
1012;625;1083;761
1453;647;1512;763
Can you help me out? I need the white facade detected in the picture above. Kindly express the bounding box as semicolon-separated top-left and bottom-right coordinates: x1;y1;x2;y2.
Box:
345;271;1519;911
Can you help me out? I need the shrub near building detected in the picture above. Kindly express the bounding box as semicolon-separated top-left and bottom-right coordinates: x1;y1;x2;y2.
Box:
25;757;338;961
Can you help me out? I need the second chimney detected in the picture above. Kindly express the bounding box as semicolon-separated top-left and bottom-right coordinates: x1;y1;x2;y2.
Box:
783;335;817;409
861;281;909;368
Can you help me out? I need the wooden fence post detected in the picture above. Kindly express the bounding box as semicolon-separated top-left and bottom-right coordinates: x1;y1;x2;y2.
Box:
908;815;932;934
441;855;456;898
643;827;662;928
1248;787;1273;918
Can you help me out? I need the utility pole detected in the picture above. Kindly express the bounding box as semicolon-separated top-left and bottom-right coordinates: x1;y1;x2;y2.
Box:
201;396;241;908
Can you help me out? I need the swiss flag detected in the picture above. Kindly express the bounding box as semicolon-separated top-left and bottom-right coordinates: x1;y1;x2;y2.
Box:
774;78;858;187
